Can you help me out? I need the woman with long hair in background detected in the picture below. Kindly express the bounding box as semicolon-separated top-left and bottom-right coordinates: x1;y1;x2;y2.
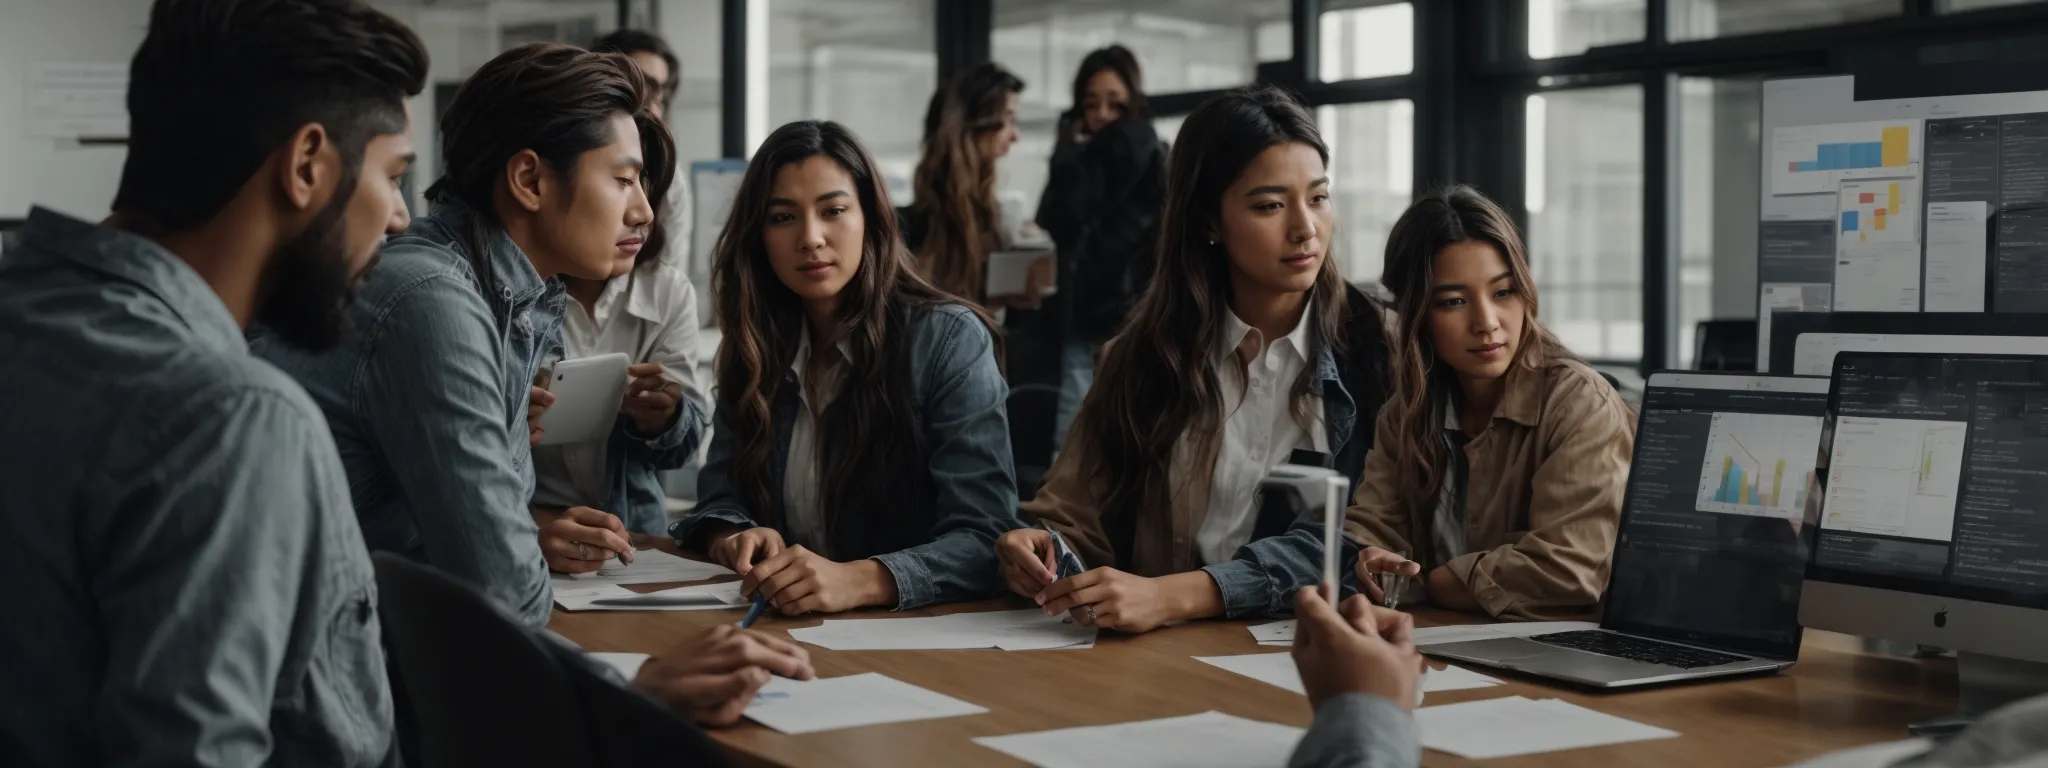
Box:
1349;185;1635;622
997;86;1392;633
900;61;1038;309
670;120;1020;616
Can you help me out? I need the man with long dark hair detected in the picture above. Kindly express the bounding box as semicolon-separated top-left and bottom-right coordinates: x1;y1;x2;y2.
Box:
0;0;425;763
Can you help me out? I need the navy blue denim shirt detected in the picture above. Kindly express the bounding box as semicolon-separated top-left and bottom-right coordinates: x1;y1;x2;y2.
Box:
601;407;706;535
670;303;1021;610
255;202;559;628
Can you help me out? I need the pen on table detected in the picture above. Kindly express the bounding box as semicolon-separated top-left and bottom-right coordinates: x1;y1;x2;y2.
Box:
737;594;770;628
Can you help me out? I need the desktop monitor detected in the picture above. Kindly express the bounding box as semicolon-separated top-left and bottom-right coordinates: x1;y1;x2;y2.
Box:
1602;372;1832;662
1766;311;2048;376
1804;351;2048;732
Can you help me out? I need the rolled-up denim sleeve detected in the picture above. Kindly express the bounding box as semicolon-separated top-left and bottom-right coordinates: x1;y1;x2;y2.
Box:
1288;693;1420;768
871;306;1020;610
622;265;709;465
356;274;551;627
668;401;760;548
92;389;361;767
1204;504;1362;619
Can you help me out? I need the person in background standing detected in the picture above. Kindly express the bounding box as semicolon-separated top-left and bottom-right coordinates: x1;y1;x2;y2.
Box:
592;29;701;323
900;62;1041;310
1034;44;1169;451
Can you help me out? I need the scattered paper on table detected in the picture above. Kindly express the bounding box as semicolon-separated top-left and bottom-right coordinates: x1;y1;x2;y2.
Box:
588;652;649;680
1195;653;1500;697
553;579;748;611
1248;619;1294;645
743;672;987;735
1416;695;1678;759
789;609;1096;651
554;549;733;586
973;711;1302;768
1412;621;1598;647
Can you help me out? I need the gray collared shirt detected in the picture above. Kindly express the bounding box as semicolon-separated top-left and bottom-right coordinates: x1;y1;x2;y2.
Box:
0;208;392;766
255;202;558;627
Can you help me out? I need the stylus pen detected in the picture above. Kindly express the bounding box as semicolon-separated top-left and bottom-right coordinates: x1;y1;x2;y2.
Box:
737;594;770;628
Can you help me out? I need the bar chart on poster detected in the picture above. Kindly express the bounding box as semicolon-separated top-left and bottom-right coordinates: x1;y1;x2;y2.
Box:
1695;412;1824;519
1770;120;1920;196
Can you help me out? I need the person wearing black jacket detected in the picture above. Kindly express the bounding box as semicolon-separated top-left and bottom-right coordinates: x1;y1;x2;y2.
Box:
1034;45;1169;452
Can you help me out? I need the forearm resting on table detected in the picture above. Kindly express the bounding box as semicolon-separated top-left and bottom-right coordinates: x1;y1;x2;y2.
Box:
1426;565;1480;613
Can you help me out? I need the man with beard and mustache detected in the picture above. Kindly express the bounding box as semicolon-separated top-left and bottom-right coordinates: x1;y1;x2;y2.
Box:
0;0;424;764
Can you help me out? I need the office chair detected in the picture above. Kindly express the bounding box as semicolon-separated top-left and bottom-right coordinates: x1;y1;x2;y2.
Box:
372;554;727;768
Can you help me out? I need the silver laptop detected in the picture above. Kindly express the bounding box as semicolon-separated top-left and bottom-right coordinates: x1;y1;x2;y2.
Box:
1424;372;1829;688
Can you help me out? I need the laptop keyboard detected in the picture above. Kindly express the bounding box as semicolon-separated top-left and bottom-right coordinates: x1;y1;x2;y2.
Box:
1529;631;1749;669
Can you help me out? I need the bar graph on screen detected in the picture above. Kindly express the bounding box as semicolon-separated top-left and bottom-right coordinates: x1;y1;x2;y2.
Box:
1695;412;1825;520
1770;120;1923;195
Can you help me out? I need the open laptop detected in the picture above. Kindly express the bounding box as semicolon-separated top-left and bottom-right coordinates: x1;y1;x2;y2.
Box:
1423;372;1828;688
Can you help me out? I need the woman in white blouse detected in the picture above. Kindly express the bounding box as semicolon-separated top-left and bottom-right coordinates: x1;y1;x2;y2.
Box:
530;223;711;542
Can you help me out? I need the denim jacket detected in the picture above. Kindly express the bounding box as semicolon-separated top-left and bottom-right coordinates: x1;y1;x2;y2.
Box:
670;303;1020;610
254;202;560;627
1024;285;1392;617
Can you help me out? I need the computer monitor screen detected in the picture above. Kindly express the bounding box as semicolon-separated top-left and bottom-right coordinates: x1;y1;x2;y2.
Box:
1808;353;2048;609
1602;373;1832;659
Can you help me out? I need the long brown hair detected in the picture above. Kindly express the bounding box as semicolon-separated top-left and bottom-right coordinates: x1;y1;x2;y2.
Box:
428;43;676;294
1071;44;1148;122
1378;185;1576;518
911;62;1023;304
1080;86;1352;561
712;120;998;536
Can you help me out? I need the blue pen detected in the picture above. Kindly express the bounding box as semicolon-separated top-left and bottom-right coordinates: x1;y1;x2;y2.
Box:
737;594;770;628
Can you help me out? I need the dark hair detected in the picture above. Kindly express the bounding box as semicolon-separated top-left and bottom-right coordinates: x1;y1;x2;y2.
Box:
591;28;679;107
1379;185;1574;516
427;42;676;285
1071;44;1148;121
713;120;998;541
113;0;429;231
911;62;1025;304
1080;85;1352;554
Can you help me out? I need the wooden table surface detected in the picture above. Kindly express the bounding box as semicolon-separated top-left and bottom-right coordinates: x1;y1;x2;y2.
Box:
550;577;1956;768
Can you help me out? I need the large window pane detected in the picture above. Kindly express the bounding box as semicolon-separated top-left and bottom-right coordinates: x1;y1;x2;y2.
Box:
1528;0;1645;59
762;0;934;199
1319;101;1413;285
993;0;1292;98
1677;77;1763;369
1318;2;1413;81
1670;0;1897;41
649;0;721;166
1526;86;1643;362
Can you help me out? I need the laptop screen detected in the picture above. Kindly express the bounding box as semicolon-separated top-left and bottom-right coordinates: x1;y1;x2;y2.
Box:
1601;373;1831;659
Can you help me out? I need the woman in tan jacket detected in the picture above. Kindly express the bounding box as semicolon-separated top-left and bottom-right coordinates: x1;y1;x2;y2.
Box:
1350;186;1635;622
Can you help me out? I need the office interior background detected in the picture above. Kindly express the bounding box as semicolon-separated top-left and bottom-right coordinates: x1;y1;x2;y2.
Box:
7;0;2048;379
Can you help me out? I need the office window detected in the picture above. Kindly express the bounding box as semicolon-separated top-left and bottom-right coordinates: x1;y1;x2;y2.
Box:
993;0;1292;99
761;0;934;200
1669;0;1897;41
1318;100;1413;284
648;0;721;166
1528;0;1645;59
1944;0;2048;9
1318;2;1413;81
1526;86;1643;362
1677;77;1762;369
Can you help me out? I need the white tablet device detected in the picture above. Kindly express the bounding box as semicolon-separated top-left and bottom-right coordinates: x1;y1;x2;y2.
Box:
536;352;630;446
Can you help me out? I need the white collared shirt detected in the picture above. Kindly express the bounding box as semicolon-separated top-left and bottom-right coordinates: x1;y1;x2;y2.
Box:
1193;302;1327;566
782;326;849;555
531;260;705;510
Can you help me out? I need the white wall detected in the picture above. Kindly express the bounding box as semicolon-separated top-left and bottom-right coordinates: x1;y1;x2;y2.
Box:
0;0;152;220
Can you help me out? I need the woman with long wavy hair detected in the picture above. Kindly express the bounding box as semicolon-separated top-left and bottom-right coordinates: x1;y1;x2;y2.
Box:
996;86;1393;633
900;62;1035;308
1348;185;1634;622
668;120;1020;615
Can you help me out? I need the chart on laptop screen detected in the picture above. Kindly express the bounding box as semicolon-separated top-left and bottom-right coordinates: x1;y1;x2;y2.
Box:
1693;412;1824;520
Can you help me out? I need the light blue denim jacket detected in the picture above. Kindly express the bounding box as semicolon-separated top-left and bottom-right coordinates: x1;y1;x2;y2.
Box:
254;202;559;628
670;303;1020;610
0;209;392;767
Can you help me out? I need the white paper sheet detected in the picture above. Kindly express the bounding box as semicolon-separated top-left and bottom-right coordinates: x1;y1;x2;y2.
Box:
1416;696;1679;759
553;579;748;611
588;652;650;680
973;711;1304;768
1194;653;1501;697
788;609;1096;651
743;672;987;735
1834;240;1922;312
1412;621;1599;647
1248;619;1294;645
1925;200;1991;312
553;549;733;586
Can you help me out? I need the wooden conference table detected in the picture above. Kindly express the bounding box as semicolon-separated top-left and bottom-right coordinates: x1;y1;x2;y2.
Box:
550;576;1957;768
